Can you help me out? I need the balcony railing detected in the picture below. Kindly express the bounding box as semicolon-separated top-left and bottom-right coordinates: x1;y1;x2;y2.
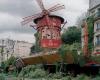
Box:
96;28;100;31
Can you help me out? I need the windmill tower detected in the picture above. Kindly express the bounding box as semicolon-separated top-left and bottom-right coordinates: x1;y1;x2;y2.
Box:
21;0;66;48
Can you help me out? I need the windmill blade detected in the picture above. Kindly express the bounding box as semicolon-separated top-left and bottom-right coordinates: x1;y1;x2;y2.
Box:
48;5;65;12
23;13;42;20
21;13;43;25
47;4;61;11
30;25;37;30
36;0;45;10
49;5;65;12
61;21;67;30
21;18;33;25
21;16;39;25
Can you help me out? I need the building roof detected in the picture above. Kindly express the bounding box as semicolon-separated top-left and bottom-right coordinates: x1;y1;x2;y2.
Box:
34;15;64;24
89;0;100;10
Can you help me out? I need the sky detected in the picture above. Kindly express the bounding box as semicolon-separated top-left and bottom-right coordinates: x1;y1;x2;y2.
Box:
0;0;89;43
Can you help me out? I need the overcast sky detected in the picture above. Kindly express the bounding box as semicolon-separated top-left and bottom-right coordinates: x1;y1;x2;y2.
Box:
0;0;89;43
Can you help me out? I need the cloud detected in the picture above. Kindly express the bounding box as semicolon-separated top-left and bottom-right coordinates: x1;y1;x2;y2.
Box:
0;12;35;33
0;0;40;17
0;32;35;43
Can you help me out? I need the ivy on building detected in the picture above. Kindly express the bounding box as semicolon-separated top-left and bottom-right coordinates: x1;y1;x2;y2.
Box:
86;16;94;51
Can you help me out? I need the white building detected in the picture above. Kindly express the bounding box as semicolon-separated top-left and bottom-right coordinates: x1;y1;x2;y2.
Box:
0;39;33;62
13;41;33;57
89;0;100;54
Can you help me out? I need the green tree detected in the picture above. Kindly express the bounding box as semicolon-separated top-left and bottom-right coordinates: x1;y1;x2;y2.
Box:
31;32;43;53
4;56;16;68
61;26;81;45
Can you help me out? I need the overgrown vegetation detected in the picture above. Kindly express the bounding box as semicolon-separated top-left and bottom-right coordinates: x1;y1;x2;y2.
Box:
61;26;81;44
17;65;100;80
86;16;94;52
31;32;43;53
18;65;47;79
3;56;16;72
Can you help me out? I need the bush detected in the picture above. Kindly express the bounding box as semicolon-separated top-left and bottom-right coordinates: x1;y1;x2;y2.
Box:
29;69;47;78
0;74;5;80
4;56;16;72
52;72;63;79
92;76;100;80
18;65;36;77
18;65;47;78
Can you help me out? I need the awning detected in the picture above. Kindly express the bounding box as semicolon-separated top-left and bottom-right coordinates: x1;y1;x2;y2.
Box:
94;52;100;55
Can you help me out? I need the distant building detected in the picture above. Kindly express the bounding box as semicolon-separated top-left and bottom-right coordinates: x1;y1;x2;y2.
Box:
13;41;33;57
0;39;33;62
89;0;100;54
0;39;15;62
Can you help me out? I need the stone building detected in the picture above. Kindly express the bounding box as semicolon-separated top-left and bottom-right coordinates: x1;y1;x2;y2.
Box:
13;40;33;58
89;0;100;54
89;0;100;16
0;39;33;62
81;0;100;55
89;0;100;53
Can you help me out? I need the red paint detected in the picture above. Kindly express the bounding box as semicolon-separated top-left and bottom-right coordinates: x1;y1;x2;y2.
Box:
82;21;89;57
94;52;100;54
40;39;61;48
85;61;98;66
35;16;64;48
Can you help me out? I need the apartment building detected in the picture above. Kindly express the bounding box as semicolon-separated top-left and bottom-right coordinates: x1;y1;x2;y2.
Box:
14;40;33;57
89;0;100;54
81;0;100;55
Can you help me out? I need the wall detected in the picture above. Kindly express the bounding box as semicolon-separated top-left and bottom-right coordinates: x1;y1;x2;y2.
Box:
14;41;33;57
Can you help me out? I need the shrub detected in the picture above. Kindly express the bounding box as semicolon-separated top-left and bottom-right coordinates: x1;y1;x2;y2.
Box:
29;68;47;78
18;65;36;77
18;65;47;78
0;74;5;80
92;76;100;80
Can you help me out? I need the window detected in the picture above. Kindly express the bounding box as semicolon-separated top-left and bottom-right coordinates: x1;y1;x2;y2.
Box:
98;8;100;13
97;8;100;17
96;49;100;52
96;22;100;30
96;35;100;46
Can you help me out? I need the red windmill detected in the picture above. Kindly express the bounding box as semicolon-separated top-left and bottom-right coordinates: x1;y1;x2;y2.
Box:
21;0;66;48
